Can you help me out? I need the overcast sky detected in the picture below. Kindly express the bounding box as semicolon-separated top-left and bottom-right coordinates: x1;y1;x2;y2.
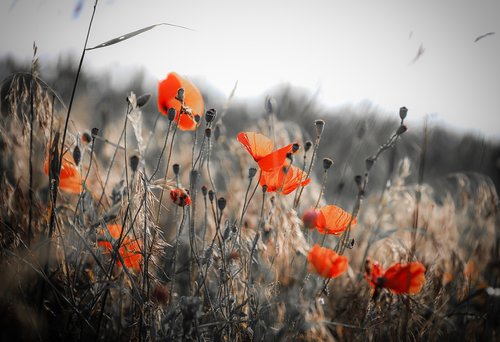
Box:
1;0;499;138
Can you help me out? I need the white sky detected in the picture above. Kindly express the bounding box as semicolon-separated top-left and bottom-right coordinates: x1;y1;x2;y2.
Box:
1;0;499;138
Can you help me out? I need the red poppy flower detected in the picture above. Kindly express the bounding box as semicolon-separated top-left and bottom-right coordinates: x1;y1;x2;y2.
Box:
158;72;204;131
308;244;349;278
98;224;143;272
170;188;192;207
237;132;294;172
365;258;426;295
313;205;357;235
44;152;83;194
260;165;310;195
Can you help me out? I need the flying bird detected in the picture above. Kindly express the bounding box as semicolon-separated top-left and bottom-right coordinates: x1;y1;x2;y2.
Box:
474;32;495;43
410;43;425;65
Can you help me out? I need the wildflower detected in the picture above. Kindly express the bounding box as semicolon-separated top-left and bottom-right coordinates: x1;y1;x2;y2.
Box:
365;258;426;295
98;224;143;272
314;205;357;235
237;132;294;172
308;244;348;278
170;188;192;207
44;152;83;194
260;165;310;195
158;72;204;131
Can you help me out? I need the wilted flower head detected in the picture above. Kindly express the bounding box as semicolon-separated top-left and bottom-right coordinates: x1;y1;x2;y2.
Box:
170;188;192;207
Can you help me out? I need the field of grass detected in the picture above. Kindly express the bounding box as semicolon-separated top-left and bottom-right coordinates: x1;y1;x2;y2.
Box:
0;14;499;342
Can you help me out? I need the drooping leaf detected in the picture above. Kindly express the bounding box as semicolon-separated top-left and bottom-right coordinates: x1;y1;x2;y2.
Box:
86;23;193;51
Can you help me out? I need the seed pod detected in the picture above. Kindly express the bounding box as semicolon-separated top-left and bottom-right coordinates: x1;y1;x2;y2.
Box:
399;106;408;120
315;120;325;136
248;167;257;178
205;128;212;139
365;157;375;171
194;114;201;124
82;132;92;144
205;108;217;123
305;140;312;152
396;125;408;135
208;190;215;202
322;158;333;170
217;197;227;211
265;96;277;114
91;127;99;137
167;108;176;121
354;175;363;188
292;143;299;153
136;93;151;108
129;155;139;172
201;185;208;196
73;145;81;166
172;163;180;176
286;152;293;162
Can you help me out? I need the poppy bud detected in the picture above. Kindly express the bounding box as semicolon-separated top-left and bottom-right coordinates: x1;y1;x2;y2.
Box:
208;190;215;202
396;125;408;135
176;88;185;103
265;96;277;114
167;108;176;121
248;167;257;178
130;155;140;172
205;108;217;123
365;156;375;171
399;106;408;120
73;145;81;166
201;185;208;196
292;143;300;153
136;93;151;108
323;158;333;170
304;140;313;152
205;128;212;139
302;208;318;229
286;152;293;162
315;120;325;136
217;197;226;211
172;163;180;176
262;185;268;193
194;114;201;124
82;132;92;144
91;127;99;138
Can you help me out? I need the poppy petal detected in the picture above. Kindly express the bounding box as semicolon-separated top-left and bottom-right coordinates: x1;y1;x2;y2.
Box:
308;244;348;279
257;143;294;172
237;132;274;161
315;205;356;235
383;262;426;294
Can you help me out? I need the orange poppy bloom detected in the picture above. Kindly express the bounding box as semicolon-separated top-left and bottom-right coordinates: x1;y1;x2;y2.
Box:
158;72;204;131
44;152;83;194
308;244;349;278
314;205;357;235
260;165;311;195
170;188;192;207
365;258;426;295
237;132;294;172
98;224;143;272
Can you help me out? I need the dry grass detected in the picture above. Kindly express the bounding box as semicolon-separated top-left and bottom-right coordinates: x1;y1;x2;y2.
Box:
0;44;499;342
